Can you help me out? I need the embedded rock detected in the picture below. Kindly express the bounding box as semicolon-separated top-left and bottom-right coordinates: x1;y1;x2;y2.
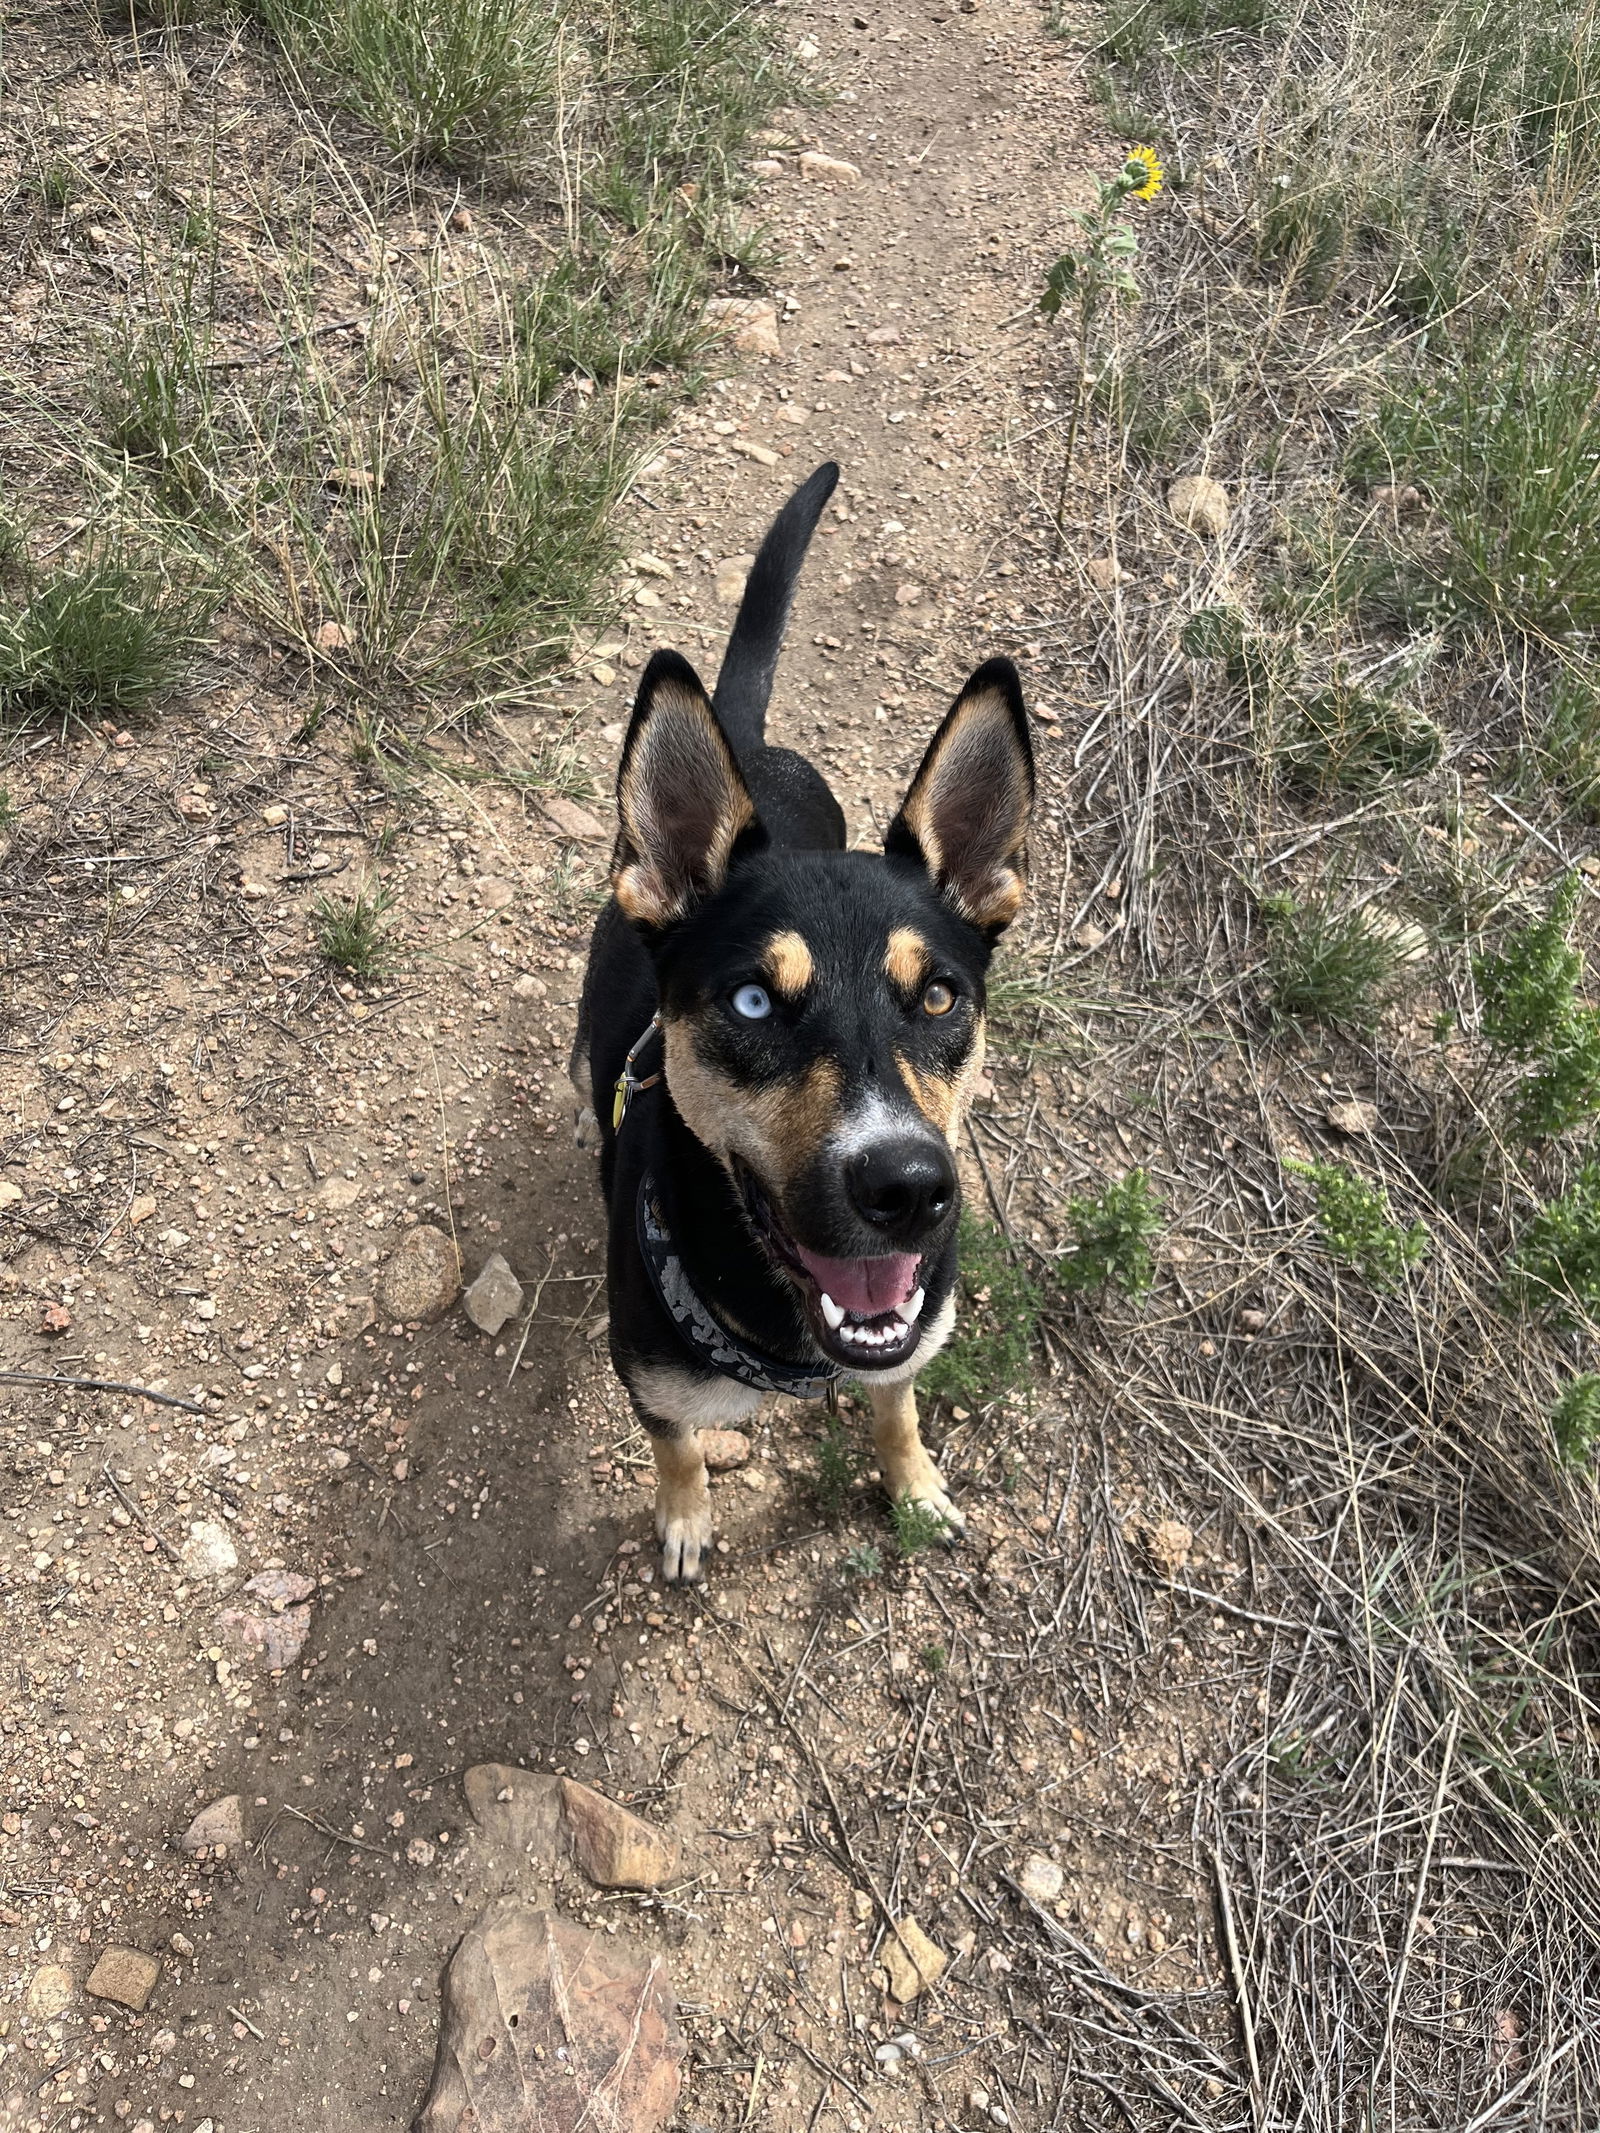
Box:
714;555;757;605
178;1520;237;1582
541;796;608;841
703;298;783;359
1127;1514;1193;1576
1326;1099;1380;1138
1018;1854;1065;1904
464;1253;525;1337
1166;473;1230;537
881;1917;947;2002
26;1966;74;2020
214;1569;315;1672
464;1763;680;1889
180;1795;245;1854
699;1429;751;1473
560;1778;681;1890
381;1224;460;1324
86;1946;160;2013
799;151;862;184
414;1905;682;2133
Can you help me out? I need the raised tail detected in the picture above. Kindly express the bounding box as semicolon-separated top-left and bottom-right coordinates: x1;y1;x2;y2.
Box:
712;460;840;759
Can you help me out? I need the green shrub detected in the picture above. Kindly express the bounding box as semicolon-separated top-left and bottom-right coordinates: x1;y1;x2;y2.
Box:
1508;1160;1600;1321
1293;1160;1428;1290
37;158;77;210
1179;603;1249;664
920;1211;1041;1409
1180;604;1285;698
811;1409;862;1521
1508;1016;1600;1142
94;312;217;505
1099;359;1226;463
1095;0;1271;65
1551;1373;1600;1467
1261;888;1406;1029
601;0;811;205
1255;161;1353;294
1427;0;1600;161
890;1495;952;1558
1280;678;1442;794
1475;877;1600;1140
1055;1169;1163;1297
1477;877;1583;1058
0;563;210;729
841;1543;883;1581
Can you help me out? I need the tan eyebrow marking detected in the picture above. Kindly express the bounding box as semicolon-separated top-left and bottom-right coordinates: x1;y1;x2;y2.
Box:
896;1026;987;1137
884;927;929;991
763;929;815;997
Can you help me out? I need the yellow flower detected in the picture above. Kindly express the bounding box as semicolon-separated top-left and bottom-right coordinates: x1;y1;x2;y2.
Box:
1125;144;1164;202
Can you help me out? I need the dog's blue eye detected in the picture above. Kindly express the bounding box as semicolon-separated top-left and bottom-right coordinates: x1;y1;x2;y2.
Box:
732;984;772;1020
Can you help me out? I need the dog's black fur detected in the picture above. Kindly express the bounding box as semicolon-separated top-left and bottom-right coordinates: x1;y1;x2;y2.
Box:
574;463;1034;1580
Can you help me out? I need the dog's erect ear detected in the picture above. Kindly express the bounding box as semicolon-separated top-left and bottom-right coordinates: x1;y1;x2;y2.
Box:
885;657;1034;935
612;650;764;929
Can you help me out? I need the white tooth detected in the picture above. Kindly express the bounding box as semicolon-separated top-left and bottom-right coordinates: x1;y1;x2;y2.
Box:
887;1320;906;1341
903;1287;926;1324
819;1293;845;1330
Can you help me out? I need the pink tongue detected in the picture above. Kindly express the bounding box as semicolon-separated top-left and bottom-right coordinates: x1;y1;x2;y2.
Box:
792;1247;921;1316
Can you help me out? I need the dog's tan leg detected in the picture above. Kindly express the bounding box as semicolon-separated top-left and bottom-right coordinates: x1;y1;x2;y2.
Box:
867;1380;965;1537
650;1427;712;1583
632;1363;762;1582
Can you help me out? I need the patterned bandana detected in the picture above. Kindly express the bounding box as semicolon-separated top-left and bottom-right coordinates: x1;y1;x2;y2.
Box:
636;1174;841;1402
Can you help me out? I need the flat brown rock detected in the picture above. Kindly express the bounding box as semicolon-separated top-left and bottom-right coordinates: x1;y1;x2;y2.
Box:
699;1428;751;1472
881;1917;946;2002
463;1764;681;1890
1326;1099;1380;1138
560;1777;681;1889
85;1945;160;2012
25;1965;74;2019
703;298;783;359
179;1794;245;1854
463;1762;566;1860
413;1905;681;2133
542;796;609;841
1126;1513;1193;1576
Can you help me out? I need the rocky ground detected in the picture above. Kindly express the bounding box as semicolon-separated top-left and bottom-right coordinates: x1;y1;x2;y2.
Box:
0;1;1262;2129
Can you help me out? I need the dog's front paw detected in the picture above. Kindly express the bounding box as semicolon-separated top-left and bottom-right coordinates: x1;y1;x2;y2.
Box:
655;1482;713;1583
573;1105;601;1151
887;1459;966;1543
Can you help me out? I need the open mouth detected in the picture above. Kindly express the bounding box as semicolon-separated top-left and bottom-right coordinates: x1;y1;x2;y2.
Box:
738;1165;926;1369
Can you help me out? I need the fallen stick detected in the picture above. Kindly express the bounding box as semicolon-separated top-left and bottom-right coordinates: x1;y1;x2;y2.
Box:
1;1370;211;1414
101;1464;181;1563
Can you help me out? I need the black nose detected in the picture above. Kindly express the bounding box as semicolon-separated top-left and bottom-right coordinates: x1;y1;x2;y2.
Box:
846;1138;957;1240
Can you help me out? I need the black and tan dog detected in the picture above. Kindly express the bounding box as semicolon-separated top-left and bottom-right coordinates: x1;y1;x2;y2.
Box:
573;462;1033;1581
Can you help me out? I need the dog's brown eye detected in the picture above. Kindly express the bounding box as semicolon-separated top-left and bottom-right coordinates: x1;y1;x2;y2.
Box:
922;980;956;1017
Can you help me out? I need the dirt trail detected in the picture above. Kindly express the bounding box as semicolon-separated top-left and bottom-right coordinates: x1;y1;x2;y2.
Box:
2;4;1117;2129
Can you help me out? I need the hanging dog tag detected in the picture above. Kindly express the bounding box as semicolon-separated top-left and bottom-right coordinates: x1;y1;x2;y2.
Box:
611;1014;663;1132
